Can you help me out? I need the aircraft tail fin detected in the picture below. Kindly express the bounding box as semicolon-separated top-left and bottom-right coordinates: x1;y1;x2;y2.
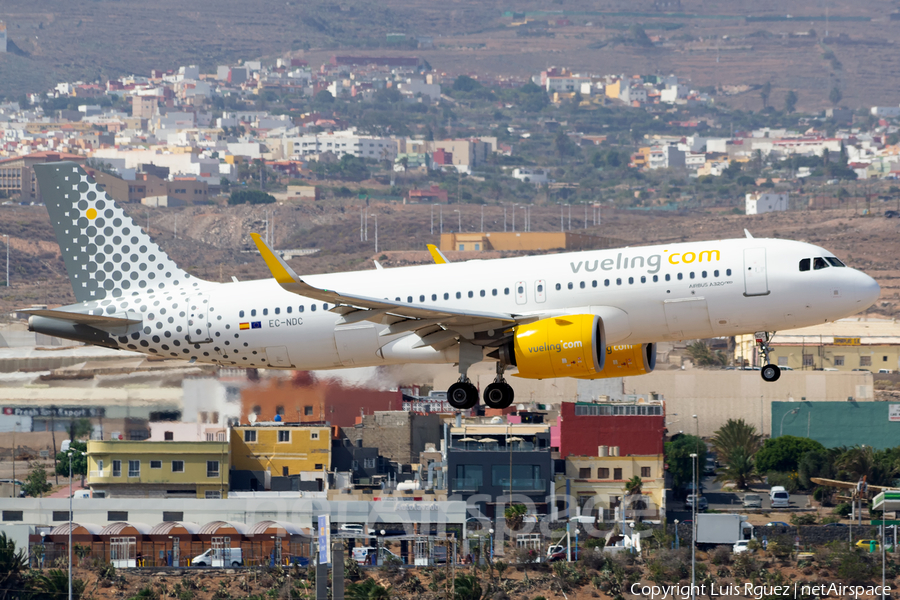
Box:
33;161;202;303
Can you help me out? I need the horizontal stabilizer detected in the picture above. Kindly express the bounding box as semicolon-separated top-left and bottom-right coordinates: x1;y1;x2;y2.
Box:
19;308;142;327
427;244;450;264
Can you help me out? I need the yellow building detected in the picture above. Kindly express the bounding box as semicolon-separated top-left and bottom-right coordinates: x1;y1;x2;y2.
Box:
556;454;666;522
605;80;621;100
86;440;230;499
230;424;331;491
439;231;604;253
734;318;900;371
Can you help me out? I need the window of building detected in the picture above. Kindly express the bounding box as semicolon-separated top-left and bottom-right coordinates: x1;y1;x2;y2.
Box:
278;430;290;443
304;406;313;416
351;460;359;470
641;467;651;478
164;431;174;441
578;467;591;478
365;458;377;469
834;356;845;366
128;461;140;477
113;460;121;477
455;464;483;489
163;511;184;522
860;356;872;367
50;510;70;521
802;354;815;367
150;460;162;469
314;463;323;469
613;468;622;480
244;430;257;443
2;511;23;521
597;468;610;479
108;511;128;521
205;491;221;499
282;466;289;476
172;461;184;472
311;432;319;440
885;356;890;362
207;461;219;478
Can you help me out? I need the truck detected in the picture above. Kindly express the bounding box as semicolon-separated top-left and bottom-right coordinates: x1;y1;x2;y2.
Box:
695;514;753;547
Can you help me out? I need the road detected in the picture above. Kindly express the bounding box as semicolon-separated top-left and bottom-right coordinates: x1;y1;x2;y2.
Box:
667;472;811;523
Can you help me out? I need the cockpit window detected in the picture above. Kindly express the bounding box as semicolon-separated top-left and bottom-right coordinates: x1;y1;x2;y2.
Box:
799;258;810;272
826;257;846;267
813;257;828;270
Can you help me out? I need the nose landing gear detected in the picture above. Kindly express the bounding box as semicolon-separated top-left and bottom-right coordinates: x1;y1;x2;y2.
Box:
755;331;781;382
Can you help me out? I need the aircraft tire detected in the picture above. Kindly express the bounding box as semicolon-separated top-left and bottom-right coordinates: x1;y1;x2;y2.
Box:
483;382;515;409
761;364;781;382
448;381;479;410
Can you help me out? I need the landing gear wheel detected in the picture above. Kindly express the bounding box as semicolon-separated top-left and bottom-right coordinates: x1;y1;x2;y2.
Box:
483;381;515;409
761;364;781;382
448;380;479;410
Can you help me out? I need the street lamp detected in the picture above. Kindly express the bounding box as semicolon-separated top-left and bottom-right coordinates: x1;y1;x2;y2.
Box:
690;452;698;600
379;529;386;566
67;449;85;600
674;519;680;549
453;209;461;233
369;214;378;254
488;528;494;561
3;234;8;286
780;408;800;437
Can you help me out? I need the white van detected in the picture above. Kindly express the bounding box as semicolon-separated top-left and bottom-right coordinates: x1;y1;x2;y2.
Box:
351;546;400;565
769;486;790;508
191;548;243;567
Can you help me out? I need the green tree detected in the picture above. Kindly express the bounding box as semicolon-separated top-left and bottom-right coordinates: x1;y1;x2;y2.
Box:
227;189;276;205
686;341;727;366
554;130;579;159
30;569;86;600
0;533;28;600
453;574;486;600
22;463;52;497
346;578;392;600
504;503;527;530
664;435;707;491
798;449;836;488
55;440;87;480
716;447;755;489
71;418;92;440
625;475;643;496
711;418;762;459
760;81;772;109
784;90;798;113
452;75;482;93
314;90;335;104
754;436;825;474
829;86;842;107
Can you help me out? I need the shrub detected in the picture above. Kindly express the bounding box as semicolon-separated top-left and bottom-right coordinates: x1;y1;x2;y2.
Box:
765;471;800;493
732;553;759;578
834;503;852;517
710;546;732;565
791;513;817;526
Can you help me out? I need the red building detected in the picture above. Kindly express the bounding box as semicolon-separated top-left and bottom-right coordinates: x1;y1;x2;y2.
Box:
558;400;665;458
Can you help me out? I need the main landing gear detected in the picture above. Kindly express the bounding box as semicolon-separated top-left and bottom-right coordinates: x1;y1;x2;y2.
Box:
446;343;516;410
447;378;479;410
755;331;781;383
483;362;515;410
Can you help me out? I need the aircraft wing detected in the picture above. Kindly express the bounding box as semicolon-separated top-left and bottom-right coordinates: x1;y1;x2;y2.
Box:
251;233;531;345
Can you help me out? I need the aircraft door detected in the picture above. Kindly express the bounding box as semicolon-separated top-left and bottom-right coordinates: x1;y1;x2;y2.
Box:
334;324;379;366
534;279;546;303
515;281;527;305
664;297;714;339
743;248;769;296
187;294;212;343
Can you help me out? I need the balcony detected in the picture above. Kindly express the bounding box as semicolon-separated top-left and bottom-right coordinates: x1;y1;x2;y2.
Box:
89;470;106;478
495;479;547;492
451;478;481;492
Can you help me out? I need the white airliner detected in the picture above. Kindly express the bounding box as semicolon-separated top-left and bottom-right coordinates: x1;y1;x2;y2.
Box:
24;162;880;409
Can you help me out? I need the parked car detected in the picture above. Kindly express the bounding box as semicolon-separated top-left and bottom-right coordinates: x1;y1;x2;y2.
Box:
733;539;752;554
686;494;708;512
191;548;243;567
765;521;790;527
823;522;847;527
339;523;375;537
856;539;893;552
769;486;790;509
351;546;401;565
885;210;899;218
742;494;763;509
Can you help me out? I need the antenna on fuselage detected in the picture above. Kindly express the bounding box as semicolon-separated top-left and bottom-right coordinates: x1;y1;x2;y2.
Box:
744;229;754;239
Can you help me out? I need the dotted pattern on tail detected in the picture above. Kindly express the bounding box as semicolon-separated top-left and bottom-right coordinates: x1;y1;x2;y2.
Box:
35;162;201;303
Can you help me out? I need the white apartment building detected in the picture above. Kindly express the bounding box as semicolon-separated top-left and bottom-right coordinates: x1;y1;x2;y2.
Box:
284;130;397;160
746;192;789;215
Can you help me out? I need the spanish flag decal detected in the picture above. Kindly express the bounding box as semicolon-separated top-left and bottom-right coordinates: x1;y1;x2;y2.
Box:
239;323;250;330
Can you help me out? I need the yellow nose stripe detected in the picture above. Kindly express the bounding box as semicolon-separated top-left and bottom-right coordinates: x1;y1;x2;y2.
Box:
86;208;98;220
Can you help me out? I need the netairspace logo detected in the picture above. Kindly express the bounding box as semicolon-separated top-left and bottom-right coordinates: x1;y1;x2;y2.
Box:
631;583;892;599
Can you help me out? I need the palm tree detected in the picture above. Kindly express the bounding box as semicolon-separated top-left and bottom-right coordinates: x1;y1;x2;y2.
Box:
716;447;755;489
0;533;27;600
32;569;86;600
504;504;527;530
625;475;643;496
453;574;485;600
711;419;762;460
346;578;392;600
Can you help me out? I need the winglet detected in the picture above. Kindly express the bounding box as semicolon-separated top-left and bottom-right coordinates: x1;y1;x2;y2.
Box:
427;244;450;264
250;232;301;286
744;228;754;239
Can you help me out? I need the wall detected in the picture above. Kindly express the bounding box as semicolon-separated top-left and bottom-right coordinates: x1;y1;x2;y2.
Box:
623;370;874;436
361;412;441;465
230;425;331;475
558;402;665;458
773;401;900;449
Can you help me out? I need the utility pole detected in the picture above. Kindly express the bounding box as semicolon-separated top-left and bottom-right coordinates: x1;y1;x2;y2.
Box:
503;206;507;232
3;234;8;287
480;205;484;233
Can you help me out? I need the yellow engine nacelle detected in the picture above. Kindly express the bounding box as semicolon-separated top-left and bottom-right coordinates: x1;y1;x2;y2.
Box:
512;314;605;379
509;314;656;380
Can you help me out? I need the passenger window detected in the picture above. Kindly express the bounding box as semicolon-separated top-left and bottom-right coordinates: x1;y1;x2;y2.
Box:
480;290;485;297
713;270;719;277
677;273;683;280
580;281;585;289
275;307;280;315
814;257;828;270
826;257;845;267
592;280;597;288
641;276;646;283
504;288;510;295
604;279;610;287
407;296;413;303
287;306;292;314
652;275;658;282
665;274;671;282
456;292;462;299
239;310;245;318
537;285;543;293
701;271;707;278
799;258;810;272
251;309;257;317
628;277;634;284
432;294;437;301
689;272;695;279
467;291;473;298
616;278;622;285
567;283;573;290
726;269;732;276
556;283;561;291
299;306;304;312
444;293;449;300
492;289;497;296
311;305;316;312
263;308;268;316
419;295;425;302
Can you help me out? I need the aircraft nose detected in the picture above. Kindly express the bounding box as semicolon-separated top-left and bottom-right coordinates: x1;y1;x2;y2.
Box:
854;271;880;309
